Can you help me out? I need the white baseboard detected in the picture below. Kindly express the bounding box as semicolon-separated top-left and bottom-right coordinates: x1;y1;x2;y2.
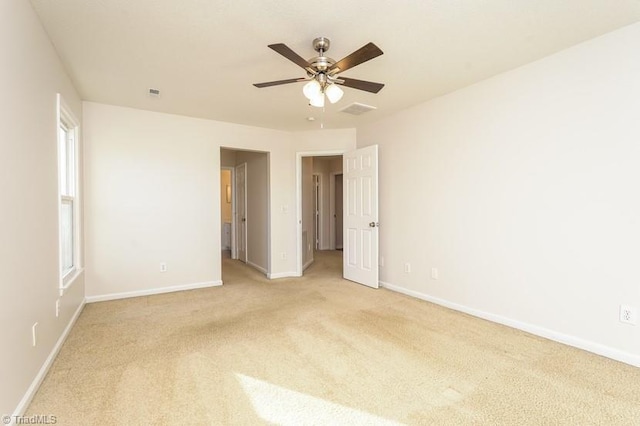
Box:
268;271;300;279
380;281;640;368
303;258;314;271
12;299;85;420
247;261;267;275
85;280;223;303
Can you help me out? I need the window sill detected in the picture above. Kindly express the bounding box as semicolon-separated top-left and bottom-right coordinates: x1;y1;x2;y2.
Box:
60;267;84;297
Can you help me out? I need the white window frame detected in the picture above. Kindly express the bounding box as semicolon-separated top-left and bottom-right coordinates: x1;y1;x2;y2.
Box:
57;94;82;294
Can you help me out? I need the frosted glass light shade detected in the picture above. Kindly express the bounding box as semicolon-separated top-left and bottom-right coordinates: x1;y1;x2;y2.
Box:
325;84;344;104
309;92;325;108
303;80;321;100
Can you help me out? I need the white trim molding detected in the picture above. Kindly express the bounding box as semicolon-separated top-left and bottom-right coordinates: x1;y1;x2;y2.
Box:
303;258;314;271
59;267;84;297
85;280;223;303
380;281;640;368
12;300;85;419
247;261;267;275
268;271;300;279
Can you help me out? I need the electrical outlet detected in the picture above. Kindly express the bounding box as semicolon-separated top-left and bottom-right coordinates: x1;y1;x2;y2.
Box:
55;299;60;318
619;305;637;325
160;262;167;273
280;252;287;260
431;267;439;280
404;263;411;273
380;256;384;267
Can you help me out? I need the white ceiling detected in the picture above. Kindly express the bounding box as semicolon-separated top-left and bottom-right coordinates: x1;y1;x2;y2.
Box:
30;0;640;131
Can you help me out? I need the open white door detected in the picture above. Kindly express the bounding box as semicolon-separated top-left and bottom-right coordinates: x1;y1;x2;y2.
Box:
343;145;379;288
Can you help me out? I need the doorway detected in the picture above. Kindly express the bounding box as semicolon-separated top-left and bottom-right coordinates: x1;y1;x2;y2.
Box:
220;167;235;259
297;152;344;276
220;148;269;276
297;146;379;287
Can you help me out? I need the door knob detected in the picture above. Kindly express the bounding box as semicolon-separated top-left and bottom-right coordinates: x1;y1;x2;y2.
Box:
369;222;379;227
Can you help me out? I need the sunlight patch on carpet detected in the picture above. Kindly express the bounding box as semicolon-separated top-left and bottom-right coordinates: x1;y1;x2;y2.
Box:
236;373;405;425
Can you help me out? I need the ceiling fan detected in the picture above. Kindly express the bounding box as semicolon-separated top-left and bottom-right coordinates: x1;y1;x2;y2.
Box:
253;37;385;108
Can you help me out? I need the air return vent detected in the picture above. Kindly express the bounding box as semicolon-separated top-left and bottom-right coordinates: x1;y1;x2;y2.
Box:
148;88;161;98
339;102;377;115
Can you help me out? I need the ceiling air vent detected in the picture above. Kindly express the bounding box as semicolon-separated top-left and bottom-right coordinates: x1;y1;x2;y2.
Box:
339;102;377;115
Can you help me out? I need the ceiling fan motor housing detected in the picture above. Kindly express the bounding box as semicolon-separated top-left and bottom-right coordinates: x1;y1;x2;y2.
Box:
312;37;330;53
309;37;335;73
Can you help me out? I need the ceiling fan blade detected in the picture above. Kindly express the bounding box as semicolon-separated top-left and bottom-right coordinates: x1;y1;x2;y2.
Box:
329;42;383;74
253;78;307;88
338;77;385;93
268;43;315;73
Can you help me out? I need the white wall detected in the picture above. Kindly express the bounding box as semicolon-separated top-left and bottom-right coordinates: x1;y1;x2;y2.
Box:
0;0;85;416
296;129;356;151
84;103;356;297
84;104;280;297
358;23;640;366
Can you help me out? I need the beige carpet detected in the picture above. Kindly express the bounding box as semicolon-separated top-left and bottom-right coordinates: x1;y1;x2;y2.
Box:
27;251;640;425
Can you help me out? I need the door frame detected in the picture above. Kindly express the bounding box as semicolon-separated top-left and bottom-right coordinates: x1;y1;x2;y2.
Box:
329;171;343;250
235;162;248;263
312;173;322;250
221;166;236;258
295;150;346;277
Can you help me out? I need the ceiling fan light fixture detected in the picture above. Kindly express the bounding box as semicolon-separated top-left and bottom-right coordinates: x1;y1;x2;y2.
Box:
254;38;384;110
309;92;325;108
303;80;321;100
325;83;344;104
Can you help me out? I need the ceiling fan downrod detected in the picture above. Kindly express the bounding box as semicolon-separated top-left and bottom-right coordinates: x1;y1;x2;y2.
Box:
309;37;335;81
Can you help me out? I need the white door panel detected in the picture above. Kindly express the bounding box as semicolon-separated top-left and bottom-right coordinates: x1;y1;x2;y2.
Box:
343;145;379;288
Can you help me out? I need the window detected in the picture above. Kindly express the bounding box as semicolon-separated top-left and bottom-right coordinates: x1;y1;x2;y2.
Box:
57;94;81;289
